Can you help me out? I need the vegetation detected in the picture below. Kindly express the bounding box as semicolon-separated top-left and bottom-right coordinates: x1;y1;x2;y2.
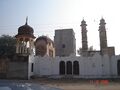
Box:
77;46;95;56
0;35;16;57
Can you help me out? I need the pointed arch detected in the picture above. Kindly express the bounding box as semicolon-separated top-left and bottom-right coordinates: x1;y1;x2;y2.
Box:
117;60;120;76
59;61;65;75
73;61;79;75
66;61;72;75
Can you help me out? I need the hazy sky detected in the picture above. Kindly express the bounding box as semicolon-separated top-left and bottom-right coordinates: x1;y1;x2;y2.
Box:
0;0;120;55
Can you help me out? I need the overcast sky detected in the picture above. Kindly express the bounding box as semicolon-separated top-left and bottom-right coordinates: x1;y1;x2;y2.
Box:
0;0;120;55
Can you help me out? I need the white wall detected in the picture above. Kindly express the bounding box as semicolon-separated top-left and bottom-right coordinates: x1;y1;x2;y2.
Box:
28;54;34;79
33;54;120;78
111;55;120;76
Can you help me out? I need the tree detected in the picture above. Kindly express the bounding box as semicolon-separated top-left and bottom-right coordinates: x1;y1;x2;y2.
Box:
77;47;82;56
77;46;95;56
0;35;16;57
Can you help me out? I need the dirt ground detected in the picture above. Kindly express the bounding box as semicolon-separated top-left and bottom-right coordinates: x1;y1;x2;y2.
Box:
6;78;120;90
28;78;120;90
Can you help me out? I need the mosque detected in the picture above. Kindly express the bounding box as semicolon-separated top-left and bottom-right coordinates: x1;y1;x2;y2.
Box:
0;18;120;79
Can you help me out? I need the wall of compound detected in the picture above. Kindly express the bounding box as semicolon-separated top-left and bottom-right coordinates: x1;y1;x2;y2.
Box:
33;54;120;78
28;54;35;79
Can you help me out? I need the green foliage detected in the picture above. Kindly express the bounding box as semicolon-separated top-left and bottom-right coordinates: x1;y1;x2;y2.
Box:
77;48;82;56
0;35;16;57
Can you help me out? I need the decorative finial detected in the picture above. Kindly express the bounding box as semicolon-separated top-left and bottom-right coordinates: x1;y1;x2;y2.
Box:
82;17;84;21
81;17;86;23
101;16;104;20
25;16;28;25
101;15;103;18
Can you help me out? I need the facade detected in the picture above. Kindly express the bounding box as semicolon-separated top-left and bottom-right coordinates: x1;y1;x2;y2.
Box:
34;55;120;78
54;29;76;56
0;18;119;79
33;18;119;78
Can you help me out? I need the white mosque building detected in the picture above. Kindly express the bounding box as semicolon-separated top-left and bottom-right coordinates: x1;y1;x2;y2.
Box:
14;18;120;79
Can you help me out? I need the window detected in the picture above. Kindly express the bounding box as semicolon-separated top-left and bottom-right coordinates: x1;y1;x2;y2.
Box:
31;63;34;72
59;61;65;75
66;61;72;75
73;61;79;75
62;44;65;48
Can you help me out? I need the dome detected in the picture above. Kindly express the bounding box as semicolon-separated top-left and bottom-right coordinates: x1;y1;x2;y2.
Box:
35;36;55;57
81;19;87;26
35;36;54;46
100;18;105;22
81;19;86;24
15;18;35;38
18;24;33;34
100;18;106;25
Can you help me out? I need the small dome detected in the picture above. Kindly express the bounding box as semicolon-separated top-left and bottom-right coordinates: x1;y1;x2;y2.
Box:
15;21;35;38
81;19;87;26
81;19;86;24
100;18;106;25
100;18;105;21
18;24;33;35
35;36;54;44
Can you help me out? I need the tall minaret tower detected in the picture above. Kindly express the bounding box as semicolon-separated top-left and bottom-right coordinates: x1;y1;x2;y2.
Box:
98;18;108;52
81;19;88;56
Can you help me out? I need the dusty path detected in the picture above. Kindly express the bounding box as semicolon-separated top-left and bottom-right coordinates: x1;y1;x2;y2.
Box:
29;78;120;90
2;78;120;90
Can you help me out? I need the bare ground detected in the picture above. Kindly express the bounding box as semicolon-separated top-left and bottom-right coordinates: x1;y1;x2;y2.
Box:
28;78;120;90
4;78;120;90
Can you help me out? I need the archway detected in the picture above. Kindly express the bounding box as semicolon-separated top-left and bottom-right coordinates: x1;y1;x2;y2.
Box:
66;61;72;75
73;61;79;75
59;61;65;75
117;60;120;76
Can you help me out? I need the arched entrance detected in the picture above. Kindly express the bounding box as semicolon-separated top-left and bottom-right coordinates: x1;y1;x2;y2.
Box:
66;61;72;75
73;61;79;75
117;60;120;76
59;61;65;75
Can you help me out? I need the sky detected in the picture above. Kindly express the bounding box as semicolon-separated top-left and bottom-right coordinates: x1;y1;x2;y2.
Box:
0;0;120;55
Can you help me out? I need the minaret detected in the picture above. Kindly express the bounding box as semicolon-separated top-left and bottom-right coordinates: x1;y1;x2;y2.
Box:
81;19;88;52
25;16;28;25
98;18;108;52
